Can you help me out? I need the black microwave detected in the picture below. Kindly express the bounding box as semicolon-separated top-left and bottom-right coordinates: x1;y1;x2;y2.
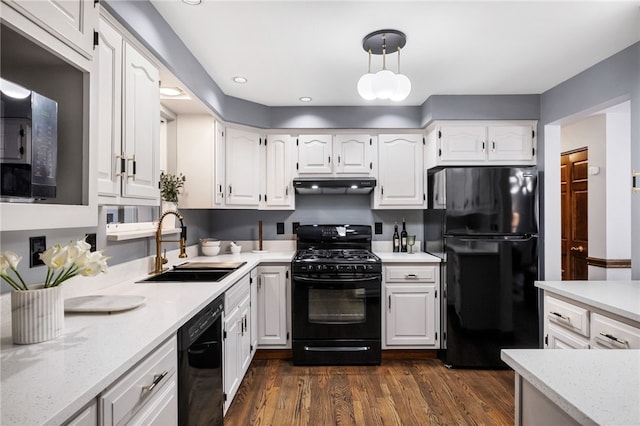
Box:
0;78;57;200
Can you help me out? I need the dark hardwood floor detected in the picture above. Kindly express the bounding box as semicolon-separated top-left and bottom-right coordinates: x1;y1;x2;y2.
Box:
224;355;515;425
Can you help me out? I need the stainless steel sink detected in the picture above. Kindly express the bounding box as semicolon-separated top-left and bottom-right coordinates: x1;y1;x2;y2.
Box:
138;269;234;283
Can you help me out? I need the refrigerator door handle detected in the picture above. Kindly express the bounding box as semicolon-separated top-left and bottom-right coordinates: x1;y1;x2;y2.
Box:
448;234;537;242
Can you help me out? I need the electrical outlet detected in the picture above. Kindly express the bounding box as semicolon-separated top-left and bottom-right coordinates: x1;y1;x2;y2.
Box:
85;233;97;252
276;222;285;235
29;236;46;267
375;222;383;234
292;222;300;234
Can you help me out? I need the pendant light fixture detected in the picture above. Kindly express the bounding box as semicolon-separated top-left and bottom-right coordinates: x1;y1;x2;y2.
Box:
357;30;411;102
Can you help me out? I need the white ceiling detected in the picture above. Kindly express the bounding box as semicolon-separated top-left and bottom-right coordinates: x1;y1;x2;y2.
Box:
151;0;640;109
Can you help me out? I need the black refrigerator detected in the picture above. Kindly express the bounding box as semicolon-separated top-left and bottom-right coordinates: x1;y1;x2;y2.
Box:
424;166;540;368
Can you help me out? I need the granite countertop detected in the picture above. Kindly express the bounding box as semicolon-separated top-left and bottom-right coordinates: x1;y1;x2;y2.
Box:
0;247;439;424
535;280;640;323
501;349;640;426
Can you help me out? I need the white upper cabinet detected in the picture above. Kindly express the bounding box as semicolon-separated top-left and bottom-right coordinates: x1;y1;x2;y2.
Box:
214;124;226;207
425;120;537;168
0;4;98;231
296;134;374;176
296;134;333;175
3;0;98;58
225;127;263;208
175;115;216;208
333;134;374;175
373;134;425;209
97;16;160;205
263;134;295;209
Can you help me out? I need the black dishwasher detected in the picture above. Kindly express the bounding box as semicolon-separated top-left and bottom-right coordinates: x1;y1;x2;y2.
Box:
177;294;224;426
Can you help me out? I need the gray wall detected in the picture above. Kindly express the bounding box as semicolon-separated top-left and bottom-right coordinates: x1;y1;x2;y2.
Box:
538;42;640;279
205;195;422;243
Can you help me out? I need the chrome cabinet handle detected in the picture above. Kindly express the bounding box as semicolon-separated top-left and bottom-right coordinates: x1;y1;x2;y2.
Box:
599;332;628;346
491;141;496;151
142;370;168;395
549;311;570;322
481;140;486;151
405;273;418;279
388;295;391;310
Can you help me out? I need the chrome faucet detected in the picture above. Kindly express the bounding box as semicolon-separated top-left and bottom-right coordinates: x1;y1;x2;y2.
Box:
153;210;187;275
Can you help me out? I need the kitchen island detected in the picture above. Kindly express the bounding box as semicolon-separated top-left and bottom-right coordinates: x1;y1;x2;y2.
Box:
501;349;640;426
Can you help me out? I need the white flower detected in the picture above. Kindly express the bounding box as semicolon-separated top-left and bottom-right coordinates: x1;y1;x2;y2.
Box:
1;251;22;270
1;237;108;291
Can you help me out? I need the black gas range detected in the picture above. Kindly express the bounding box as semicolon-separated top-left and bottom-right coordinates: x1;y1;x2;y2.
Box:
291;225;382;365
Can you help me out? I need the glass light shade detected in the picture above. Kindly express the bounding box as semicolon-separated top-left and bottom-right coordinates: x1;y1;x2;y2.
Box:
357;73;376;100
372;69;397;100
0;78;31;99
390;73;411;101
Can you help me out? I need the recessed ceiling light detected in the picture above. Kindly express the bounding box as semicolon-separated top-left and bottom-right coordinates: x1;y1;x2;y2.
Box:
182;0;202;5
233;76;248;84
159;87;183;96
299;97;312;102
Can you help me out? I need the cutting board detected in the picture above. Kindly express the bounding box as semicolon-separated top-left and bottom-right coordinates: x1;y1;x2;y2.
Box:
64;295;147;313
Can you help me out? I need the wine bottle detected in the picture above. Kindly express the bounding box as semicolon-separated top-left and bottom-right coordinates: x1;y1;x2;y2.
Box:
393;223;400;252
400;219;408;252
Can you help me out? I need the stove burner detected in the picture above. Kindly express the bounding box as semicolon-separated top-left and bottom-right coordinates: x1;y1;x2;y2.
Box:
295;248;377;262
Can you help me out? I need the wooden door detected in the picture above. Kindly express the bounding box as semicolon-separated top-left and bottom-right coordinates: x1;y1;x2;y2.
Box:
561;149;588;280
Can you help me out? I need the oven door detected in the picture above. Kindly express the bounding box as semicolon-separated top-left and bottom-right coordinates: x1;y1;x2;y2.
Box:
292;274;381;340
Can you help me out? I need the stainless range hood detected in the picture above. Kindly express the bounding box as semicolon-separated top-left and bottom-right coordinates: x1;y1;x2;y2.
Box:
293;177;376;194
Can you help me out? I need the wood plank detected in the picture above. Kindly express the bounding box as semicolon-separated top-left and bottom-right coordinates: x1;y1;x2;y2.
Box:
224;358;515;425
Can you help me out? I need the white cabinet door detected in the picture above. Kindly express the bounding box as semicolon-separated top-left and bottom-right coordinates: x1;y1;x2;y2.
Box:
546;324;590;349
439;125;487;162
375;134;425;208
250;268;258;357
214;123;226;206
121;42;160;201
264;134;294;209
4;0;98;58
257;266;289;347
386;284;437;346
223;305;241;413
239;293;252;374
333;134;373;175
297;134;333;175
96;17;122;198
225;128;262;207
176;115;215;208
487;125;535;162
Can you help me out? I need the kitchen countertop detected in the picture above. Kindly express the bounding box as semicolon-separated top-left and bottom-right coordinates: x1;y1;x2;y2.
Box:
0;248;439;425
535;280;640;323
501;349;640;426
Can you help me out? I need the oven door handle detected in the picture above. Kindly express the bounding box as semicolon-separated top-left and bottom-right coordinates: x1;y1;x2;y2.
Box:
293;275;379;283
304;345;371;352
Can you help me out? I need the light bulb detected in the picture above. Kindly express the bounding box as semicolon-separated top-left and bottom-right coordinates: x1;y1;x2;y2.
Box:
372;69;397;100
357;73;376;100
390;73;411;101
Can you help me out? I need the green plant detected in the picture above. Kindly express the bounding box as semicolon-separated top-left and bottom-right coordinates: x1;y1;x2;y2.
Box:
159;172;186;202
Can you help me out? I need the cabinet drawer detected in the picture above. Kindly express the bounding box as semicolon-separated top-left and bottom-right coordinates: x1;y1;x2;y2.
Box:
101;336;177;425
385;265;436;283
591;313;640;349
545;296;589;338
226;274;250;309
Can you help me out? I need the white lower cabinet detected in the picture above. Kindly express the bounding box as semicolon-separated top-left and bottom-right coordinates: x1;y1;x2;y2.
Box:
543;293;640;350
64;400;98;426
100;336;177;426
223;273;252;413
256;265;291;348
383;264;440;348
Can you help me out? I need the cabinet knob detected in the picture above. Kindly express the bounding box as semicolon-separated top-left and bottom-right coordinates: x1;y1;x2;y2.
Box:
570;246;584;252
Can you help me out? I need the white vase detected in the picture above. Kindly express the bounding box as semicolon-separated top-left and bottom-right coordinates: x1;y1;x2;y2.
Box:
11;285;64;344
160;201;178;229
